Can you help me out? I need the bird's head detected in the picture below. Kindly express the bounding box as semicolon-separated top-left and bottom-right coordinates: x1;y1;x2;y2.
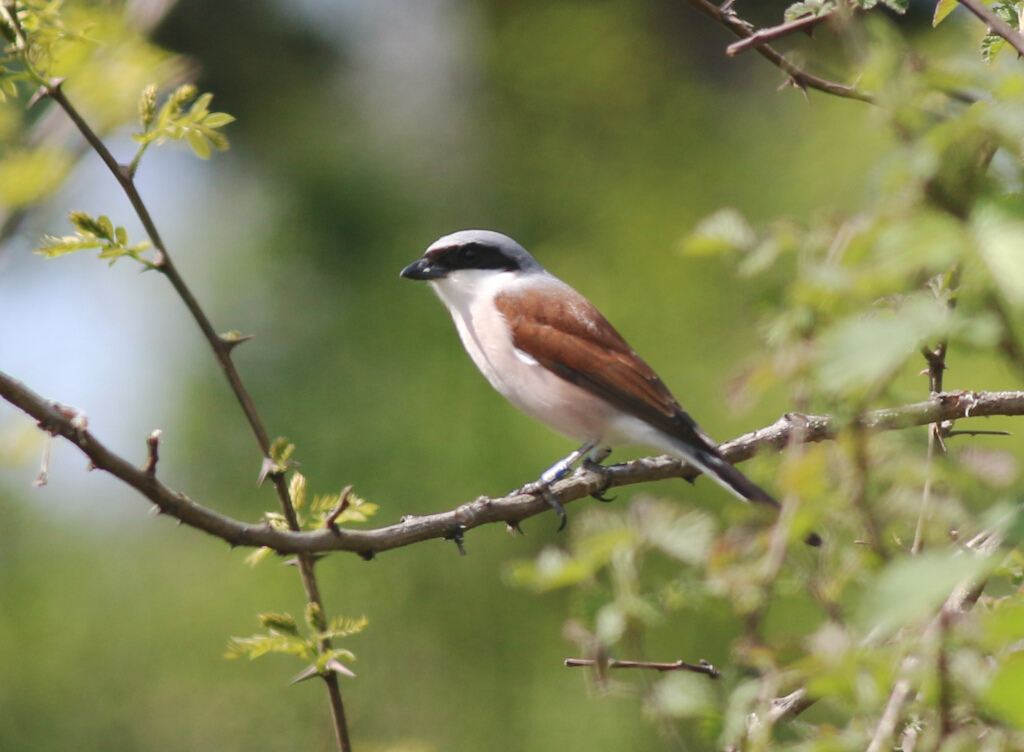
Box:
400;230;542;286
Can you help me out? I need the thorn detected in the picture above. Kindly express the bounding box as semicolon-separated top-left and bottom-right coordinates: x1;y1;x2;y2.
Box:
399;514;418;523
359;549;375;561
283;555;326;567
149;506;163;516
220;331;255;352
257;457;276;487
144;429;162;476
326;485;354;534
506;520;526;536
26;85;48;108
446;526;467;556
32;434;51;487
325;659;356;678
699;660;721;679
288;665;319;686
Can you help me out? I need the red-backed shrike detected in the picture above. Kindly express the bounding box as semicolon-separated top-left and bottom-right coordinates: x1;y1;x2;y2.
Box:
401;229;782;530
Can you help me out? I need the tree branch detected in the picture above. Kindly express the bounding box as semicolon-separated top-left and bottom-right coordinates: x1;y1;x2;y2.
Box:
726;9;855;57
3;368;1021;557
682;0;874;103
957;0;1024;58
31;73;354;752
564;658;720;678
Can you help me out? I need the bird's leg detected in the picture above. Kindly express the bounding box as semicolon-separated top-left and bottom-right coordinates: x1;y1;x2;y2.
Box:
520;440;600;530
539;440;600;485
582;447;616;502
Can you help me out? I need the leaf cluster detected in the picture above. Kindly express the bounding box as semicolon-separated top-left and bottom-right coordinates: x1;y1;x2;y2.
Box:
245;469;377;567
129;83;234;173
784;0;908;23
226;608;367;679
514;10;1024;751
35;210;151;266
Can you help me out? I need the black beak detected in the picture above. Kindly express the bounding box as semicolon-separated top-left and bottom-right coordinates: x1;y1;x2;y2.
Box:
400;257;448;281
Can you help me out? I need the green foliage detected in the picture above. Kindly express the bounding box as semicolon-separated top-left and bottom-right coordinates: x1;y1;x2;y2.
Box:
785;0;907;23
35;209;151;266
977;3;1024;63
226;611;367;679
0;1;181;212
129;83;234;173
245;471;377;566
510;10;1024;750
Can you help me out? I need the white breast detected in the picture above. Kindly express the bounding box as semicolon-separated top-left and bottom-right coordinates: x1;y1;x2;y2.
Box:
429;270;622;444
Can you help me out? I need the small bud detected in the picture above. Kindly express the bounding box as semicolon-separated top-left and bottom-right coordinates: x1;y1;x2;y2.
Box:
258;612;298;636
139;83;157;130
289;472;307;511
168;83;197;112
305;602;324;631
69;210;106;239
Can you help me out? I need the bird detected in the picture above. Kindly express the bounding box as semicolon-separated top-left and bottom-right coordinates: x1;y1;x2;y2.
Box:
400;229;789;533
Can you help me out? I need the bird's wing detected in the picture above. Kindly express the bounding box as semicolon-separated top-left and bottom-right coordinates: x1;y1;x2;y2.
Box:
494;285;718;454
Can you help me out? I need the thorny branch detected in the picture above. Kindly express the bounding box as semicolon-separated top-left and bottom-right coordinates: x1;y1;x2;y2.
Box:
3;369;1021;556
19;66;355;751
564;658;720;678
682;0;874;103
726;6;860;57
957;0;1024;58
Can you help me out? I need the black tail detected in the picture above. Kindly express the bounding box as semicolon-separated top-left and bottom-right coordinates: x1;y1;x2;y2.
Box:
688;447;780;508
686;447;822;547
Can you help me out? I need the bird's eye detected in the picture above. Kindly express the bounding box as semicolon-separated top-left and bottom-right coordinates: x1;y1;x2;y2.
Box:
462;246;477;261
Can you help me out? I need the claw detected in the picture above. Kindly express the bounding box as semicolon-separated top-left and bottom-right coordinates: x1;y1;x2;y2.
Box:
583;457;616;503
523;481;567;531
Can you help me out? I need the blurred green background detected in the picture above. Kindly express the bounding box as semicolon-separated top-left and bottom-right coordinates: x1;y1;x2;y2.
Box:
0;0;981;749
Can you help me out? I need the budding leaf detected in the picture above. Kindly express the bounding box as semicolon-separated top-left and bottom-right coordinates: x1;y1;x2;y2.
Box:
259;612;300;636
139;83;157;130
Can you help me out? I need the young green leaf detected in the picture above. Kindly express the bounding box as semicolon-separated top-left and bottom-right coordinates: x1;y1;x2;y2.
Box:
933;0;959;25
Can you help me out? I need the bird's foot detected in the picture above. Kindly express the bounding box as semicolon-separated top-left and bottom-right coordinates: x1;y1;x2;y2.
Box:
582;457;616;502
519;479;567;531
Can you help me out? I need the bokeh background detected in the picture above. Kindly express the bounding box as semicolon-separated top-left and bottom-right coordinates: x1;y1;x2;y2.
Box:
0;1;986;750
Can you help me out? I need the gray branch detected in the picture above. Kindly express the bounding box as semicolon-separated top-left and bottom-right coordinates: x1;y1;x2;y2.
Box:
3;368;1021;557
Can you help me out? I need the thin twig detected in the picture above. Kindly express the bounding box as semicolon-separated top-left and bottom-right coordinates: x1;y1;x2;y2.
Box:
866;530;1000;752
564;658;720;678
326;485;354;532
33;76;353;752
727;8;858;57
3;371;1022;556
957;0;1024;57
915;262;961;555
912;423;937;556
682;0;874;103
144;429;162;476
850;419;887;560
